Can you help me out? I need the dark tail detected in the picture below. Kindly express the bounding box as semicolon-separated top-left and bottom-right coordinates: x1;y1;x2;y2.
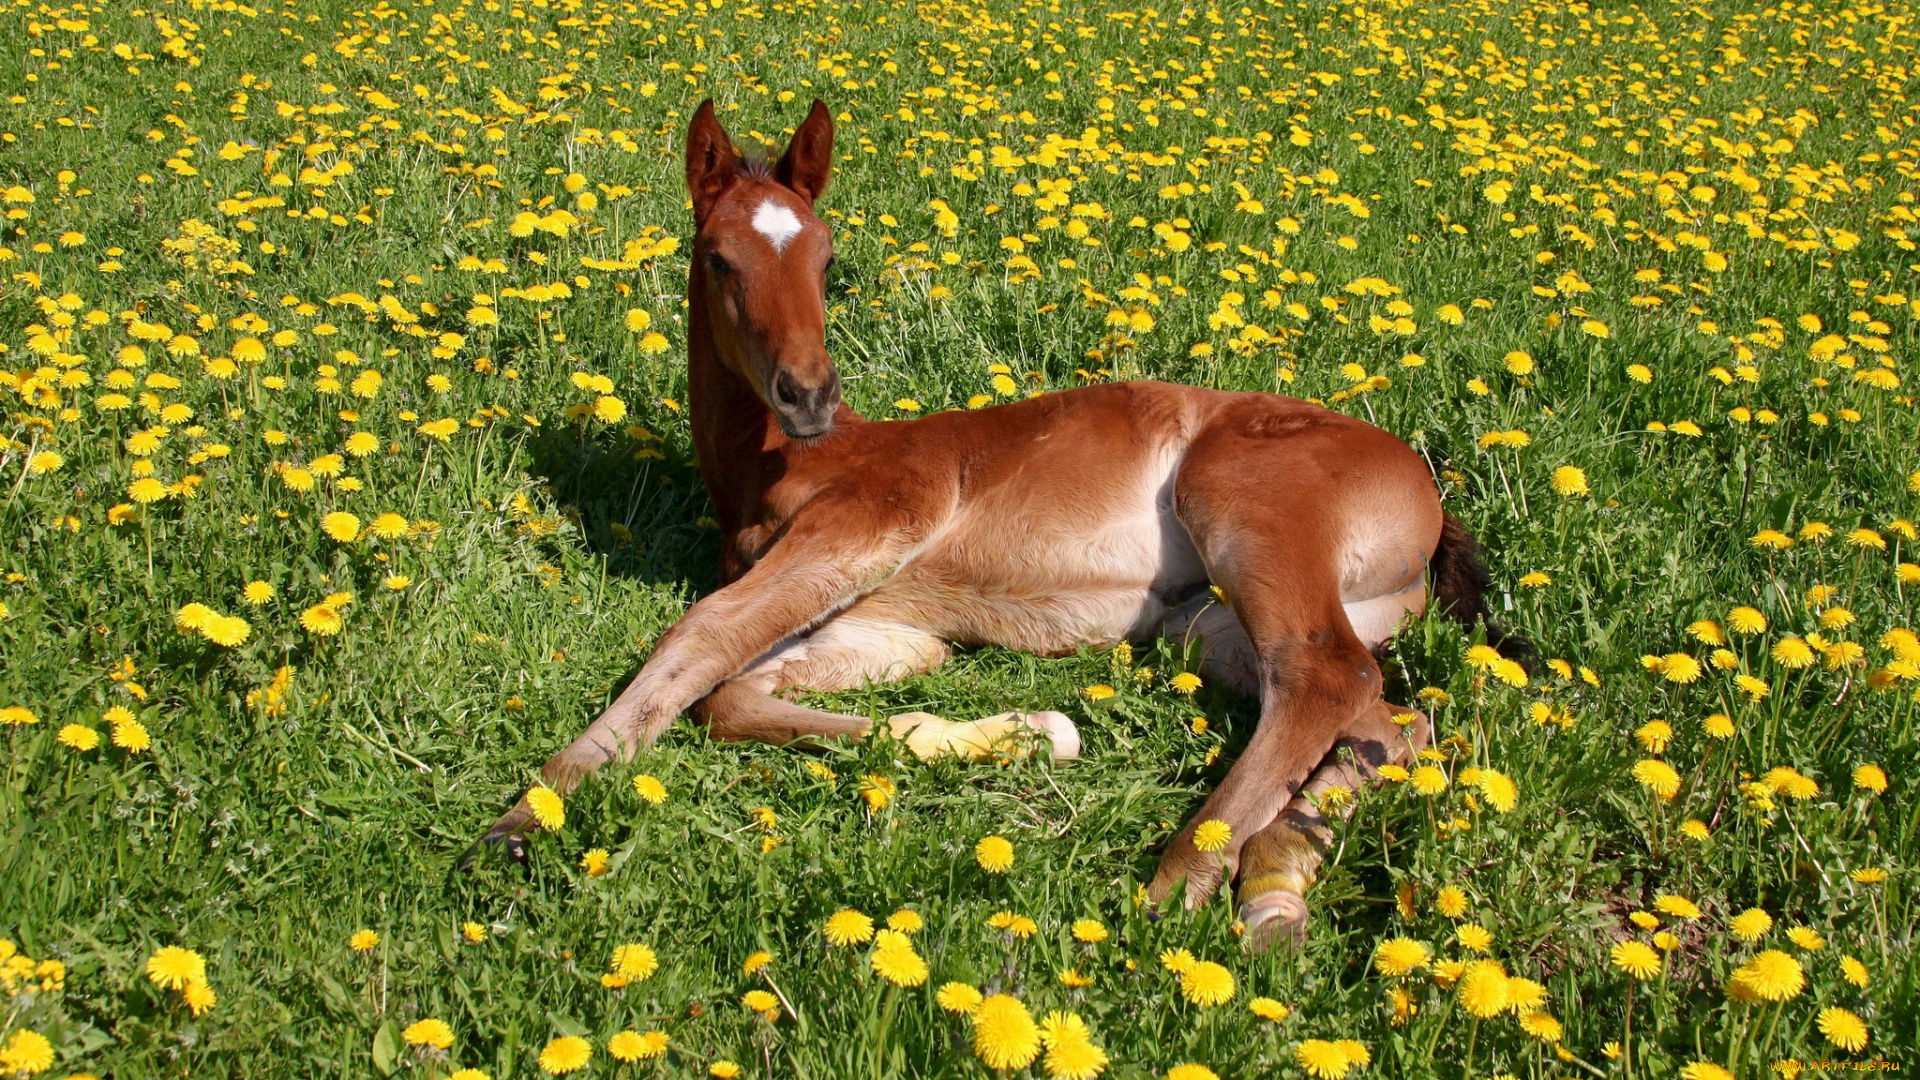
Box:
1430;512;1533;660
1430;511;1492;628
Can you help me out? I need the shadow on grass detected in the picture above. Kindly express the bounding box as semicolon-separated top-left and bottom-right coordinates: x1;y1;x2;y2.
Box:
523;418;722;592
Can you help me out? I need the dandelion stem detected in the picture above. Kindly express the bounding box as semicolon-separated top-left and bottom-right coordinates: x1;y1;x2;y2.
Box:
1621;980;1634;1080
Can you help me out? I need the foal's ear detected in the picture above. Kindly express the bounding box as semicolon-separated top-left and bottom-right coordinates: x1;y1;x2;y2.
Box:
775;99;834;206
685;99;737;224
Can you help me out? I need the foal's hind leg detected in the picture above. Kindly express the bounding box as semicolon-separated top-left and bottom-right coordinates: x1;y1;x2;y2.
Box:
1146;402;1441;910
1236;703;1432;949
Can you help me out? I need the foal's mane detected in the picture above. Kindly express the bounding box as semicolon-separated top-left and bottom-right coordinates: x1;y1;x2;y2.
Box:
733;146;778;182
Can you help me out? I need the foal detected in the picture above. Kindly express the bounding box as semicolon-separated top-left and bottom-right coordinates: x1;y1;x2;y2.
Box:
475;99;1494;947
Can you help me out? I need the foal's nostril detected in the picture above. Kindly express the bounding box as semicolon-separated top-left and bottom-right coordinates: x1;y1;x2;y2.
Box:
771;370;802;409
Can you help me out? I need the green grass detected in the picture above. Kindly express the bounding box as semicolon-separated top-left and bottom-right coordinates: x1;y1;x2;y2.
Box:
0;0;1915;1076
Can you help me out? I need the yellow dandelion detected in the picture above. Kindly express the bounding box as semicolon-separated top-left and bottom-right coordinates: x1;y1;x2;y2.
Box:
823;908;874;947
1192;819;1232;852
537;1035;591;1074
1294;1039;1351;1079
632;774;667;804
972;994;1041;1070
145;946;206;990
1179;960;1235;1007
1611;941;1661;980
976;835;1015;873
526;787;564;829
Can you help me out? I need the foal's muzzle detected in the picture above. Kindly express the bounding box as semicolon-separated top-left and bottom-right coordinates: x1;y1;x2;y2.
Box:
770;367;840;439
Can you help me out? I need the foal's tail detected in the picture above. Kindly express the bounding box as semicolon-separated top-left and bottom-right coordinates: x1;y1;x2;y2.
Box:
1430;511;1533;660
1430;511;1492;628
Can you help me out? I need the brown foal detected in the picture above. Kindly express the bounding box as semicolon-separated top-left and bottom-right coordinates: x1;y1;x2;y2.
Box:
473;99;1496;948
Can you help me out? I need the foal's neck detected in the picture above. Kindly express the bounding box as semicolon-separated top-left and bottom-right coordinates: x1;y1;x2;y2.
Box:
685;277;786;536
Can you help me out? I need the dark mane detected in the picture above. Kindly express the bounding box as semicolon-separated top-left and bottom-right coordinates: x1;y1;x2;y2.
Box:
736;148;778;180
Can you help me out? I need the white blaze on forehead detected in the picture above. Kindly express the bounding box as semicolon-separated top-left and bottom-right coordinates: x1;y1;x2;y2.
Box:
751;199;804;253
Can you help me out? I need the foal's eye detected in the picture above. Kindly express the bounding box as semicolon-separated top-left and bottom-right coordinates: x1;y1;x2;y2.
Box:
824;254;837;273
705;251;730;276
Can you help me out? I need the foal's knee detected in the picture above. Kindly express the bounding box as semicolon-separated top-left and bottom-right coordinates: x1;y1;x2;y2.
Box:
1261;633;1382;719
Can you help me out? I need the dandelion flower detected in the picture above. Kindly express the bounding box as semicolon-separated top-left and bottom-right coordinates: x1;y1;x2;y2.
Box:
870;938;929;987
299;604;344;636
537;1035;591;1074
823;908;874;946
1786;926;1825;951
0;1030;54;1074
1632;759;1681;799
112;718;151;752
1853;764;1887;794
1179;961;1235;1006
1520;1011;1562;1041
1295;1039;1352;1079
1457;960;1510;1016
610;944;657;980
1681;1064;1735;1080
526;787;565;829
145;946;206;990
607;1031;652;1062
242;581;275;604
350;929;379;953
976;835;1015;873
1192;819;1232;852
1730;908;1773;941
1654;895;1701;921
972;994;1041;1070
58;724;99;750
1840;956;1869;988
128;477;169;504
404;1019;454;1050
887;908;924;934
1611;941;1661;980
321;512;360;542
1731;950;1804;1001
632;774;667;804
1249;997;1290;1021
710;1062;742;1078
1038;1012;1108;1080
742;990;779;1015
1456;924;1493;953
1170;671;1202;694
1373;938;1430;976
1550;466;1588;496
1409;765;1448;795
937;981;984;1014
1071;919;1108;943
1166;1067;1220;1080
1816;1007;1868;1051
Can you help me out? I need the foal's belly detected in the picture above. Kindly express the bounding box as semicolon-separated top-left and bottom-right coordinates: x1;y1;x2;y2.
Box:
865;445;1208;655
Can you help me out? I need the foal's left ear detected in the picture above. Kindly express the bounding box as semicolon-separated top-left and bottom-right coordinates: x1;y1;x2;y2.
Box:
776;99;834;206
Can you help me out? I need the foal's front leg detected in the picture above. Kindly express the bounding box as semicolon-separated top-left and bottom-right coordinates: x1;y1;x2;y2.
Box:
471;506;928;852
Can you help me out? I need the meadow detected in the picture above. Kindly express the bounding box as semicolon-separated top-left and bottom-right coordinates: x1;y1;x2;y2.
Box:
0;0;1915;1075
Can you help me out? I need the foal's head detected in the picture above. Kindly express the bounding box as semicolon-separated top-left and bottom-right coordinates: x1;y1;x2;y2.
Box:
685;98;841;439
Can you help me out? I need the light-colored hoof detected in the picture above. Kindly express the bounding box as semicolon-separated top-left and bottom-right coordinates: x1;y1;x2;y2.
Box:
886;710;1080;762
1021;710;1080;760
1239;890;1309;952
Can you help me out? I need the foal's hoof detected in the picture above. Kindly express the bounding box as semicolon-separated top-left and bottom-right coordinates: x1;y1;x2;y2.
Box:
1021;710;1081;760
457;802;535;871
1240;890;1310;952
888;710;1081;762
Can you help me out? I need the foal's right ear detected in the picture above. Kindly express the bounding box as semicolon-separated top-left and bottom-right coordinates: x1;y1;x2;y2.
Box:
686;99;737;225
